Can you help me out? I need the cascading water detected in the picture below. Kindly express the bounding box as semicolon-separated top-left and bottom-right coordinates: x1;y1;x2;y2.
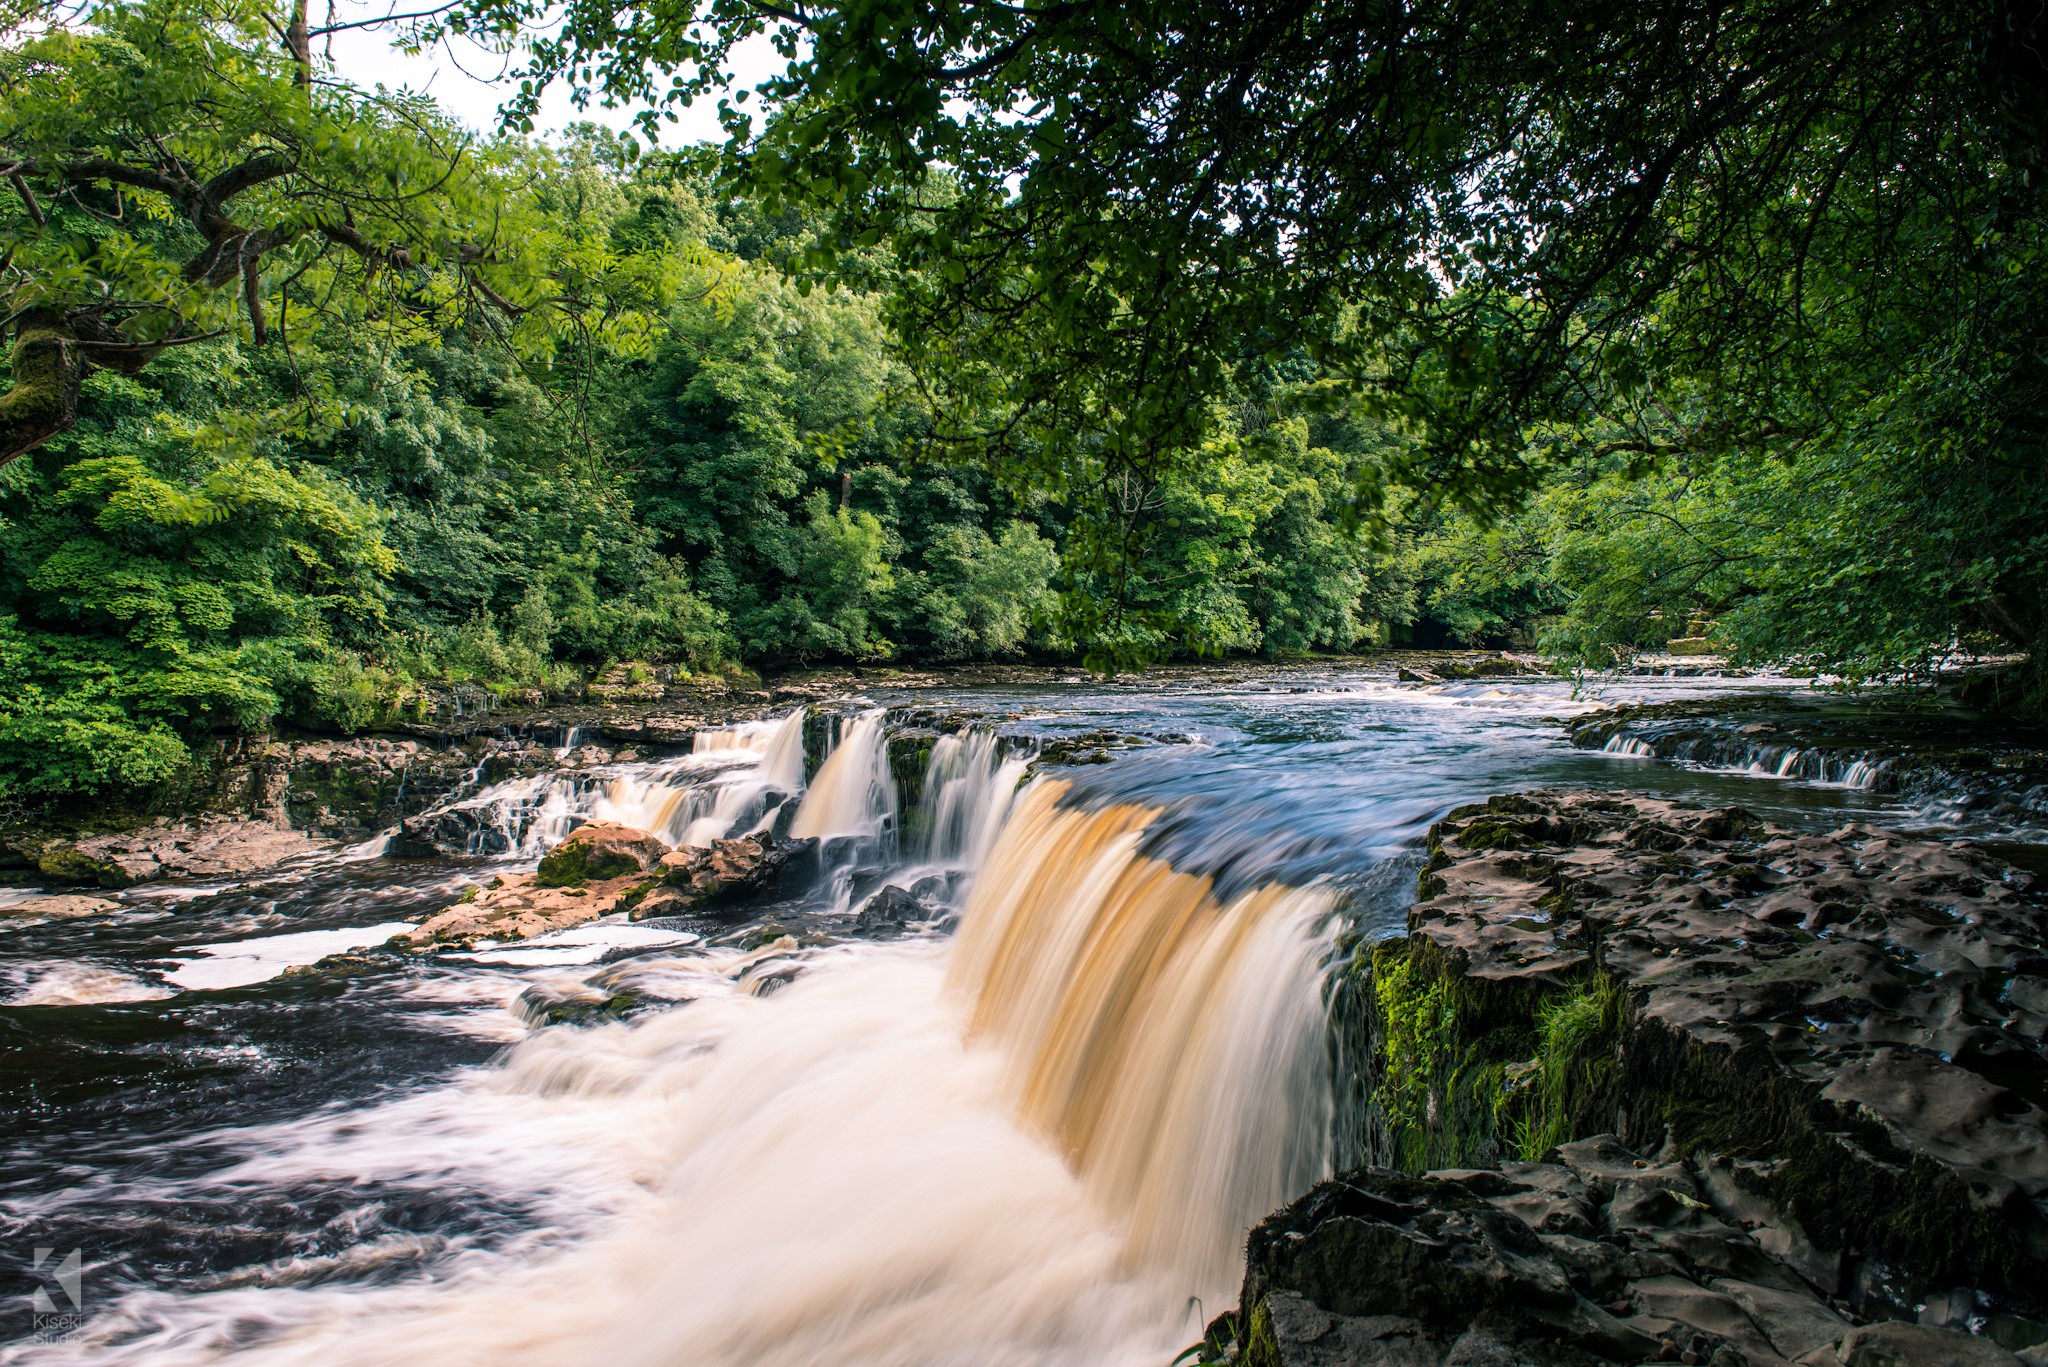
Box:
947;780;1338;1299
18;772;1341;1367
789;710;897;840
421;710;809;856
15;669;1970;1367
920;728;1031;865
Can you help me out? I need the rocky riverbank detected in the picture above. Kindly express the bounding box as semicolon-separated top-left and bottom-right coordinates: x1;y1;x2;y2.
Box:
1568;695;2048;833
1213;790;2048;1364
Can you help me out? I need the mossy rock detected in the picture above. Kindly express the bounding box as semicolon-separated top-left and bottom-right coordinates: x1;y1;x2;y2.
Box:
35;845;129;887
535;841;642;888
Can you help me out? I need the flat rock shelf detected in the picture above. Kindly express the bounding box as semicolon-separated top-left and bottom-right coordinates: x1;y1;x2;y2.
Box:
1229;789;2048;1365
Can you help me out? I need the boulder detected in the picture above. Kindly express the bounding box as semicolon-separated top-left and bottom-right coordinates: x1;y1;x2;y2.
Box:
854;884;946;935
1203;1138;2021;1367
1338;790;2048;1326
534;822;669;887
628;832;814;920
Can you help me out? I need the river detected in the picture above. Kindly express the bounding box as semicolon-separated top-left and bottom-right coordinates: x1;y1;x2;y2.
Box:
0;667;1981;1364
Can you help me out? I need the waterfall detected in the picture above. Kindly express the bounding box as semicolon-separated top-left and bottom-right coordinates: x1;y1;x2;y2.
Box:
789;710;897;840
920;729;1030;865
420;710;810;857
946;779;1338;1300
33;756;1348;1367
758;707;808;795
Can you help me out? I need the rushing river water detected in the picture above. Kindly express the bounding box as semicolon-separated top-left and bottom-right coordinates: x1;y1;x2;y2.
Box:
0;668;1997;1364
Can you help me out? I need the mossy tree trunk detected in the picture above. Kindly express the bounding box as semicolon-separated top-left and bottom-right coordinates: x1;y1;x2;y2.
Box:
0;310;87;464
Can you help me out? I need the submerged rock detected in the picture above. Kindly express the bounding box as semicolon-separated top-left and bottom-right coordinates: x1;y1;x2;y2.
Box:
1331;790;2048;1337
1201;1137;2024;1367
0;893;122;920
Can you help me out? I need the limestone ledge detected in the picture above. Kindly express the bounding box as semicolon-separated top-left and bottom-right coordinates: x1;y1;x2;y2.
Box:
1312;789;2048;1361
1203;1136;2040;1367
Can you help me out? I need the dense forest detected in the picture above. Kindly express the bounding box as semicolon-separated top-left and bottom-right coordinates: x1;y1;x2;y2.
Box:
2;0;2043;806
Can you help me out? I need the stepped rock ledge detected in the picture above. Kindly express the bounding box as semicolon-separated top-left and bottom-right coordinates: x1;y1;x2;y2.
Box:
1207;789;2048;1365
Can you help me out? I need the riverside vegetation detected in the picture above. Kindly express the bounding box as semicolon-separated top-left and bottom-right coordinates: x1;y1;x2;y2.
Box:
4;0;2046;818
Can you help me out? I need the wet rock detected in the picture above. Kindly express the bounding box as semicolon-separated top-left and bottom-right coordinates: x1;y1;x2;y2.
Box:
1435;656;1542;680
1345;789;2048;1326
33;818;332;885
1205;1139;2017;1367
854;884;946;935
1813;1322;2024;1366
514;982;640;1027
0;893;122;920
403;868;653;950
534;822;668;887
630;832;815;920
1397;666;1443;684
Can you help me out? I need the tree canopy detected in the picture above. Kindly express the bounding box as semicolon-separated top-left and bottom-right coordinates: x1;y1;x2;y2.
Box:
448;0;2048;687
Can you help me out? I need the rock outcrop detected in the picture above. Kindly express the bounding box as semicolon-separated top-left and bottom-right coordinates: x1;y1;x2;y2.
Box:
405;821;673;949
1329;790;2048;1341
1202;1136;2036;1367
26;817;333;886
629;832;813;920
534;821;670;887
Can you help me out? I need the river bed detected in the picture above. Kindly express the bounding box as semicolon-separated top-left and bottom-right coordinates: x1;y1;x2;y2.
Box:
0;668;2017;1363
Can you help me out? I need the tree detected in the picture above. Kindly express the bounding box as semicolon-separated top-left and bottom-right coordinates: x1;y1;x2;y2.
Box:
0;0;725;466
448;0;2048;687
446;0;2041;479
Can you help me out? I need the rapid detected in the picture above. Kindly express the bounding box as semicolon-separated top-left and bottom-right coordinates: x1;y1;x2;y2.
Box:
0;667;1986;1364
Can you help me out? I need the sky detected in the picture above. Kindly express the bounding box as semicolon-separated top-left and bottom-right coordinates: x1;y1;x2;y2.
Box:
316;3;793;145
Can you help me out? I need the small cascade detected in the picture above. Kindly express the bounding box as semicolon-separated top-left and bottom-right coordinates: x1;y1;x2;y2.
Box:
789;710;897;841
758;706;808;794
919;728;1030;866
946;779;1338;1301
673;708;810;847
1597;728;1896;792
419;709;810;857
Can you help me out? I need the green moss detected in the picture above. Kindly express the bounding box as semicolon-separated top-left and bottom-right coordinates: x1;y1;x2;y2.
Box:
1239;1298;1280;1367
1515;974;1626;1160
1347;935;1627;1173
35;845;123;886
535;840;640;888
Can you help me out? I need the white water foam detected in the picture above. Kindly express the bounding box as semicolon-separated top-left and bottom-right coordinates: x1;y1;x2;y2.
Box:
22;947;1201;1367
162;922;420;992
2;961;172;1006
444;922;701;969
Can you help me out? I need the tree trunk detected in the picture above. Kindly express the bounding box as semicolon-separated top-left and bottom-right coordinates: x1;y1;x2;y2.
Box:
0;311;87;466
286;0;311;86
